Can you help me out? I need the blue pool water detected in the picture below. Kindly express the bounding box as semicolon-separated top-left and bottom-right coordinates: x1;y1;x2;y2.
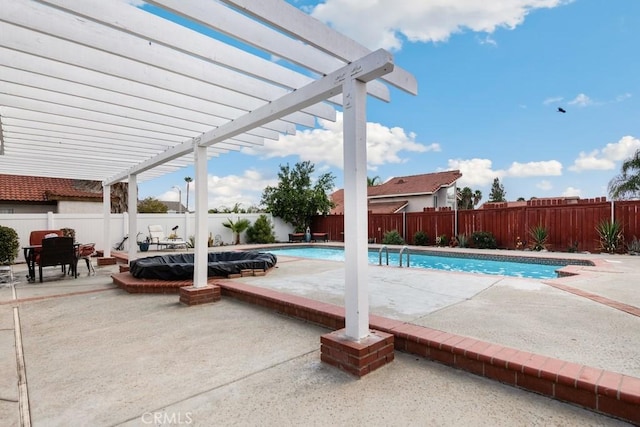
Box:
267;247;564;279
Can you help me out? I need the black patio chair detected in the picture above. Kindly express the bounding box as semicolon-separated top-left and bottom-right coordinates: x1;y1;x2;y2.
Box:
37;237;78;283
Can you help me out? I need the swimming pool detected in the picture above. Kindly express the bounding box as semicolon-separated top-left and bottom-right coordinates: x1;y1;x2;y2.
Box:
266;246;580;279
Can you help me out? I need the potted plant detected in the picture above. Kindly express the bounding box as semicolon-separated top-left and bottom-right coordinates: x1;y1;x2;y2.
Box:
137;233;150;252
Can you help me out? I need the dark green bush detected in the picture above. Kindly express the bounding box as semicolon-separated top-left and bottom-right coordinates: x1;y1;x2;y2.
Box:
0;226;20;265
413;230;428;246
435;234;449;246
382;230;405;245
246;215;276;244
471;231;497;249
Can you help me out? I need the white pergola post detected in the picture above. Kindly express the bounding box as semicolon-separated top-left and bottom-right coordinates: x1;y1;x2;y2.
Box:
102;184;111;258
127;174;138;261
192;144;208;288
342;76;370;341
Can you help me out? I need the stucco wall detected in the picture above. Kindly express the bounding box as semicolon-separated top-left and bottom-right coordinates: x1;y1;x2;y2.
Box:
57;201;103;214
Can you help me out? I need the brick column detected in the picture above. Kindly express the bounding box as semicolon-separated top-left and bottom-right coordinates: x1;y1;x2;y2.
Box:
321;329;394;377
179;285;221;306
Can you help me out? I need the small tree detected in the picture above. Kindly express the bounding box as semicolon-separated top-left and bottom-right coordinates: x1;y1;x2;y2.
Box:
138;197;168;213
261;161;335;232
488;177;507;202
222;217;251;245
246;215;276;244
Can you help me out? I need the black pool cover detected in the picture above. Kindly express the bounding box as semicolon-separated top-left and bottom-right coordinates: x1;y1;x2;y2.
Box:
129;251;277;280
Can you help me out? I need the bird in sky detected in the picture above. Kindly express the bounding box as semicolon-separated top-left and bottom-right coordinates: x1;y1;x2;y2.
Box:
557;107;567;113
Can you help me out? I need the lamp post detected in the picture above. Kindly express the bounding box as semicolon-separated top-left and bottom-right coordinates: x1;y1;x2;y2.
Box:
172;186;182;214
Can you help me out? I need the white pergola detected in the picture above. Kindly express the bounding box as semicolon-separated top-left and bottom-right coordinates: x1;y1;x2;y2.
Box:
0;0;416;340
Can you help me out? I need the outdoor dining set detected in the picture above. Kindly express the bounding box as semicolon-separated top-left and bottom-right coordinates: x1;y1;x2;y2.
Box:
22;229;95;283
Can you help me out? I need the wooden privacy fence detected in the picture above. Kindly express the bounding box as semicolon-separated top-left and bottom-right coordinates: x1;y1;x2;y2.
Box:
311;198;640;253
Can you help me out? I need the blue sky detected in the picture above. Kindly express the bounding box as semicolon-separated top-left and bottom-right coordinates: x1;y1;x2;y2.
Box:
139;0;640;211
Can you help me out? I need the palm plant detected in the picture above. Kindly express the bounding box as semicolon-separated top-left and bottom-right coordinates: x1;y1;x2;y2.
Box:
608;149;640;200
528;224;548;251
596;219;623;253
367;176;382;186
222;217;251;245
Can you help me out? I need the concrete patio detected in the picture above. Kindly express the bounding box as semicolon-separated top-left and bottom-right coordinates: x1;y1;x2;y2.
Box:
1;247;639;425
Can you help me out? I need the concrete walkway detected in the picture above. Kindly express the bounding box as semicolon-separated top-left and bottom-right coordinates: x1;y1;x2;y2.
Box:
0;247;638;426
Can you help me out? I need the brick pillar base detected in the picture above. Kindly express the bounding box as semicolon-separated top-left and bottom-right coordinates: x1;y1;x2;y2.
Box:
179;285;221;306
97;257;117;266
320;329;394;377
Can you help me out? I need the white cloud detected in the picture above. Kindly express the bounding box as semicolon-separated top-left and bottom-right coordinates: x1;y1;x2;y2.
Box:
507;160;562;177
243;112;437;170
309;0;571;50
615;93;632;102
569;135;640;172
562;186;582;197
543;96;563;105
568;93;593;107
206;169;277;210
447;158;502;187
536;180;553;191
447;157;563;187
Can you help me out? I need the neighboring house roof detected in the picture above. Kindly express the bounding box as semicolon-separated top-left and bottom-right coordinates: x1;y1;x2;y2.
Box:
0;174;102;202
162;201;187;213
368;200;409;214
367;170;462;199
330;170;462;214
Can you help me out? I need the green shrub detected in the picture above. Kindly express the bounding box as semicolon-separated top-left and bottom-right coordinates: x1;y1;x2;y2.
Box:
382;230;405;245
246;215;276;244
435;234;448;247
471;231;497;249
0;226;20;265
528;224;548;251
413;230;428;246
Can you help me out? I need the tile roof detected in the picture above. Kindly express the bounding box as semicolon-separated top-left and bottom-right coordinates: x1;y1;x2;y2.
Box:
367;170;462;198
367;200;409;214
329;170;462;214
0;174;102;202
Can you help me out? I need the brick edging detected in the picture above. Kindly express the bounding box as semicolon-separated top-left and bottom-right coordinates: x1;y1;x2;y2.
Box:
219;280;640;425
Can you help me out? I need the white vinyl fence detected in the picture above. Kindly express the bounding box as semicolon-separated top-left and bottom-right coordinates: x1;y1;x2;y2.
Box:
0;212;293;263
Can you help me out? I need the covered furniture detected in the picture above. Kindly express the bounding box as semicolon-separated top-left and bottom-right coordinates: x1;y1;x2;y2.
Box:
36;236;78;282
148;225;187;250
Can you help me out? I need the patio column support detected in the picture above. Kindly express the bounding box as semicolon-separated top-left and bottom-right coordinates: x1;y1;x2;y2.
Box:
320;75;394;377
341;76;370;341
127;174;138;262
102;184;111;258
192;144;208;289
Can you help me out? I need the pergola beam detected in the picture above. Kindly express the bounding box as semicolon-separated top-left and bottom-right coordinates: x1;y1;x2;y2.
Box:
106;49;394;184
